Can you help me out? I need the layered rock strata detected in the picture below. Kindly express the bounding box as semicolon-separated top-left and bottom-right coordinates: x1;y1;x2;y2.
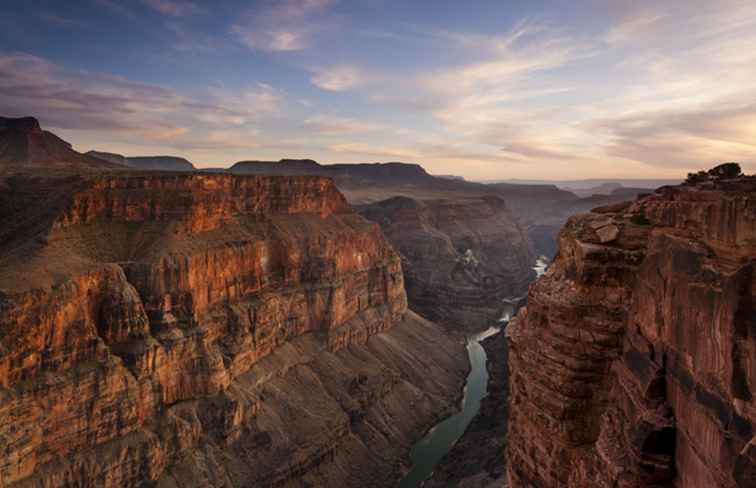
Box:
0;173;467;487
506;171;756;487
359;196;535;332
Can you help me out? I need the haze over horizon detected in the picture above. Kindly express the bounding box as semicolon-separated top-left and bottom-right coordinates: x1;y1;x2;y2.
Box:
2;0;755;180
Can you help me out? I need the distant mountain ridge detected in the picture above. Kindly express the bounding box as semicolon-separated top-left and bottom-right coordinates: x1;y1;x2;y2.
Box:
484;177;681;190
86;150;195;171
0;116;120;172
230;158;432;184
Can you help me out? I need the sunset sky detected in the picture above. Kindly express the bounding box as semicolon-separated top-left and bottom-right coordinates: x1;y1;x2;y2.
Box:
1;0;755;179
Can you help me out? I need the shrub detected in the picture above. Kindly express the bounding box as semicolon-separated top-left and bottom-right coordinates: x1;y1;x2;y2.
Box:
631;207;651;226
685;170;709;185
707;162;742;179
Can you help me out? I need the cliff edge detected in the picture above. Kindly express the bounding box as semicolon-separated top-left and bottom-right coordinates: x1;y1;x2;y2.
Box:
506;165;755;487
0;173;467;487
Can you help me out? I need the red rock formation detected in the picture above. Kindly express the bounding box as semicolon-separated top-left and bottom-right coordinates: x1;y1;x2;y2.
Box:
506;171;755;487
360;195;535;331
0;173;467;487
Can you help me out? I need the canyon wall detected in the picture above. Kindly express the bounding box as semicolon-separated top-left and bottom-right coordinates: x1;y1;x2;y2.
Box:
0;173;467;487
360;196;534;332
506;171;755;487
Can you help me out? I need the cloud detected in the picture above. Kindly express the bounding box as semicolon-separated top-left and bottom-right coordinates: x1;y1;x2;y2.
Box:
605;12;666;44
329;142;422;160
304;115;384;134
94;0;137;18
232;0;335;52
593;102;756;170
143;0;202;16
424;22;594;97
39;12;88;28
311;66;363;91
142;126;188;140
0;52;283;154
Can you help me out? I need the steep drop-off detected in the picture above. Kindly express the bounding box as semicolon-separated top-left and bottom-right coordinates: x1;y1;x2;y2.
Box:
489;182;648;258
506;167;755;487
360;196;534;331
0;173;467;487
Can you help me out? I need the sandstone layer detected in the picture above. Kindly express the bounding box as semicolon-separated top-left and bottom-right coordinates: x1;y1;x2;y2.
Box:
0;173;467;487
231;157;646;262
360;196;535;332
506;170;755;487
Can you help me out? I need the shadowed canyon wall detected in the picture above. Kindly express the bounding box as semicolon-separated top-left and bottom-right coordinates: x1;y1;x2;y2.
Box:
0;173;467;487
506;171;756;487
359;196;534;331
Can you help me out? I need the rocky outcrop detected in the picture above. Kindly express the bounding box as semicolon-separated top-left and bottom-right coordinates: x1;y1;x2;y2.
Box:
359;196;535;332
490;182;647;258
0;117;120;172
0;173;467;487
86;151;196;171
506;168;755;487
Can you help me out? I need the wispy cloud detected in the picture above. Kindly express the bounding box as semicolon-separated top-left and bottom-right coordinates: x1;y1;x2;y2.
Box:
310;65;363;91
94;0;137;18
0;52;282;153
593;101;756;169
329;142;422;160
304;115;384;134
232;0;335;52
143;0;203;17
39;12;88;29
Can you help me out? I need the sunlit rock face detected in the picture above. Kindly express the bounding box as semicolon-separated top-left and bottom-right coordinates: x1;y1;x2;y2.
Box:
0;173;467;487
506;170;755;487
359;195;535;332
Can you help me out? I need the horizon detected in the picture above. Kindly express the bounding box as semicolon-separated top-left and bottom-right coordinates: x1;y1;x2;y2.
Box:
2;0;756;179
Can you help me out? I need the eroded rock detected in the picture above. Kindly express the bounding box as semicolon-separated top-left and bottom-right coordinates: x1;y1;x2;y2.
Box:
506;172;756;487
0;173;466;488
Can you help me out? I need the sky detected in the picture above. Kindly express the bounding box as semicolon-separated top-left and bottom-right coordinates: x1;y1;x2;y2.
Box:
1;0;755;180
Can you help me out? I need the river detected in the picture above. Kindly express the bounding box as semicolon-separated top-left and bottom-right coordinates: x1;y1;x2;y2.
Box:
398;256;549;487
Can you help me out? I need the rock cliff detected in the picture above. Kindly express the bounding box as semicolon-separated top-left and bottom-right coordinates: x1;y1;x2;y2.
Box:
506;167;755;487
0;173;467;487
360;196;534;331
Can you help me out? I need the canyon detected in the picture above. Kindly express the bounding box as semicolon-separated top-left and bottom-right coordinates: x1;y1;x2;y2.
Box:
358;196;534;332
506;165;755;487
0;163;468;487
6;115;752;488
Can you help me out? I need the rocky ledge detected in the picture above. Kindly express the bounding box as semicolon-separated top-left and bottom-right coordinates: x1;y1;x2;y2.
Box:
0;173;467;487
506;166;755;487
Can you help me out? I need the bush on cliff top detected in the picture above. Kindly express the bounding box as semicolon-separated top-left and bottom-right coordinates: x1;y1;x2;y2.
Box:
686;162;742;184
